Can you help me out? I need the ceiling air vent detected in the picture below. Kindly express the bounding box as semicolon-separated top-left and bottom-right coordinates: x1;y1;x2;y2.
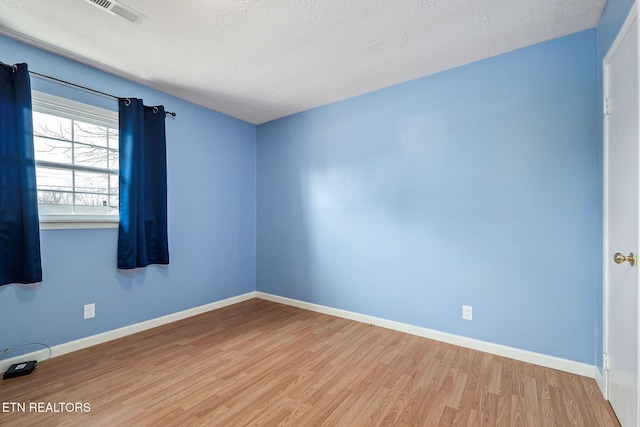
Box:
84;0;146;24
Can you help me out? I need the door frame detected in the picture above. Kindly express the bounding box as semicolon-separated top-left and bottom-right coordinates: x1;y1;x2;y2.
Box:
602;0;640;412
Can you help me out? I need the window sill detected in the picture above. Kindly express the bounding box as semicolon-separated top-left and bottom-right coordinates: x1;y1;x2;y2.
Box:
40;216;119;230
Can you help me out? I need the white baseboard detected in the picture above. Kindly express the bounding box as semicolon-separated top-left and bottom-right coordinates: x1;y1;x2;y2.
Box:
256;292;598;380
2;291;599;382
595;366;608;399
0;292;256;373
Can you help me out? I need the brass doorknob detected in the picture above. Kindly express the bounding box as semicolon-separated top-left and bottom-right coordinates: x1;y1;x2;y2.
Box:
614;252;637;266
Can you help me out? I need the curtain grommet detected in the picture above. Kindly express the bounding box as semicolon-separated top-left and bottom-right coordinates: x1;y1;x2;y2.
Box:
124;98;131;106
153;106;159;114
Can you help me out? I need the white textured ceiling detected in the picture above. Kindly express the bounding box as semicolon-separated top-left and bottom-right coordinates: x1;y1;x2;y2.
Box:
0;0;605;124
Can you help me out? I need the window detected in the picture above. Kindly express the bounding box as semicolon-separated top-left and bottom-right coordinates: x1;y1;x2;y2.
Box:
32;92;119;228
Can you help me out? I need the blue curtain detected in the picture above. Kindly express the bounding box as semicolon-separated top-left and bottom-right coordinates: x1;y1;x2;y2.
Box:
118;98;169;269
0;63;42;286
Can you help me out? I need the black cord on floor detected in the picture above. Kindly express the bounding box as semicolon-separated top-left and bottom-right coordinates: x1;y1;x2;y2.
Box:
1;343;52;364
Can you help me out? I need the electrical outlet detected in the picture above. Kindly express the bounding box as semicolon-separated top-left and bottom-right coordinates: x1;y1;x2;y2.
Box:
462;305;473;321
84;303;95;319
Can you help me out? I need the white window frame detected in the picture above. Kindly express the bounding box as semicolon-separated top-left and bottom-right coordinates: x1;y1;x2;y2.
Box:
32;91;119;230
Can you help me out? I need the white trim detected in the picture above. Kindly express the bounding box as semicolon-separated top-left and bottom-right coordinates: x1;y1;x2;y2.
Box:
32;90;117;128
1;291;598;380
596;366;607;398
256;292;598;379
0;292;256;373
39;218;119;230
602;39;612;401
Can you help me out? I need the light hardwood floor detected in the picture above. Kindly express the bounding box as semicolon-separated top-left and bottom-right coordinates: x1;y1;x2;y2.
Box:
0;299;619;426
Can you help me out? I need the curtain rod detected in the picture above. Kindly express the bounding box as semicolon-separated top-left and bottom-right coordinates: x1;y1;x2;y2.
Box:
29;69;177;117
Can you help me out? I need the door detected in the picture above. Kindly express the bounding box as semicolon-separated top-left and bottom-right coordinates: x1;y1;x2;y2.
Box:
604;4;640;426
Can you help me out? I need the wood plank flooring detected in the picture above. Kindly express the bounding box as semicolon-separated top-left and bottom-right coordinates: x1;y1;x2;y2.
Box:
0;299;619;426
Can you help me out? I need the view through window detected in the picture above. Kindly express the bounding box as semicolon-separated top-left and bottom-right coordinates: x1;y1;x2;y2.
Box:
32;92;119;220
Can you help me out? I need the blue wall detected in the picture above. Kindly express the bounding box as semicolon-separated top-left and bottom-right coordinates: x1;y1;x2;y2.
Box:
257;30;598;364
0;35;256;352
1;24;607;367
594;0;637;372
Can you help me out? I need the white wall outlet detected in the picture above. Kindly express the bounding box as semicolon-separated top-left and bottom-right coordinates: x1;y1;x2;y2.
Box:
462;305;473;321
84;303;95;319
